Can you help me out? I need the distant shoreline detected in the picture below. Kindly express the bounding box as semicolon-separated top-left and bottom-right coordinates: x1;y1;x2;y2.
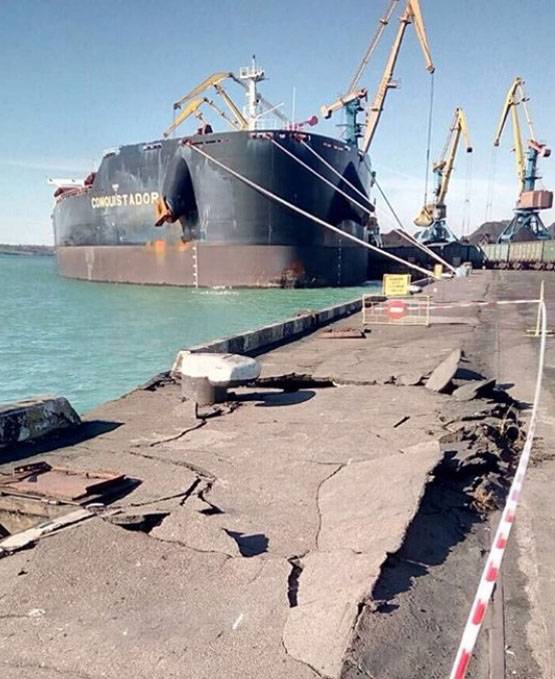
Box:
0;244;54;256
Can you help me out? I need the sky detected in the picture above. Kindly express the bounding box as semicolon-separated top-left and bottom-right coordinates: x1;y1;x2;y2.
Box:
1;0;554;244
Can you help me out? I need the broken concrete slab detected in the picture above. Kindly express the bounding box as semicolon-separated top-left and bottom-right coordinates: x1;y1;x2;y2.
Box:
283;550;382;677
150;499;241;557
317;442;442;554
0;520;315;679
396;371;425;386
0;396;80;449
425;348;462;393
284;596;366;678
453;378;496;401
283;441;442;677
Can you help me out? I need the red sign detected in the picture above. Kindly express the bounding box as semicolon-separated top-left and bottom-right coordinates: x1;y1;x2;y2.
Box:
387;299;408;321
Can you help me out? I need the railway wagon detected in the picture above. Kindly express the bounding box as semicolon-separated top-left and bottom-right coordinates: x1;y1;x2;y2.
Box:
369;242;484;279
508;241;545;268
543;241;555;269
481;243;510;268
482;240;555;270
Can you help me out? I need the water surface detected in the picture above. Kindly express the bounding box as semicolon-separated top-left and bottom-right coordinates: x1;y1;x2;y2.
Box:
0;255;377;412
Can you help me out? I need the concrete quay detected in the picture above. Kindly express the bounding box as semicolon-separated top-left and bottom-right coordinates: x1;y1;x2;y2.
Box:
0;271;553;679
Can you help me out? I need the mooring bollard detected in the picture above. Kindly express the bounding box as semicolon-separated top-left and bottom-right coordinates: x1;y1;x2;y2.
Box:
179;352;261;406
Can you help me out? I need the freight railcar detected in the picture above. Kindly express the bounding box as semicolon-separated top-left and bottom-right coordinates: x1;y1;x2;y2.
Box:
367;242;484;279
481;241;555;270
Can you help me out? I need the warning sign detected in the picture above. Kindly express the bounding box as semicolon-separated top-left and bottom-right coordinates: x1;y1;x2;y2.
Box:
382;274;411;297
387;299;408;320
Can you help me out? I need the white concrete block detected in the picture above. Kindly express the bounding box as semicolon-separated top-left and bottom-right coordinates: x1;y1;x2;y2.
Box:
179;352;260;386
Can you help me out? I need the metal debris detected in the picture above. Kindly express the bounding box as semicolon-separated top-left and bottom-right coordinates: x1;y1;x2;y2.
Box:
0;508;94;555
319;327;366;339
0;462;131;503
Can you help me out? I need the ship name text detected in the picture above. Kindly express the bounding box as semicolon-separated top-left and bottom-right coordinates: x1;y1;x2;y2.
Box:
91;191;160;209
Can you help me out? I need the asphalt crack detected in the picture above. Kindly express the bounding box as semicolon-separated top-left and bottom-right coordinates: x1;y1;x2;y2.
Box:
286;555;305;608
124;448;216;481
0;661;101;679
314;463;346;550
136;419;207;448
280;639;327;679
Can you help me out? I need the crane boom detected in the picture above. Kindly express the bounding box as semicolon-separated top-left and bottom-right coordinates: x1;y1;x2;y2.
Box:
163;98;205;138
361;0;434;155
173;72;232;111
213;84;249;129
347;0;399;93
436;108;472;205
320;0;398;142
202;98;240;129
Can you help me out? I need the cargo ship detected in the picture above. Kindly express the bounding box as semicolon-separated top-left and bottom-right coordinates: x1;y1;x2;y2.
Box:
51;61;375;288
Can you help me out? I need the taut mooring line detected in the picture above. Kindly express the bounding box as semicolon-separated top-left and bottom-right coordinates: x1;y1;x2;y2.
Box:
297;138;454;272
186;141;437;279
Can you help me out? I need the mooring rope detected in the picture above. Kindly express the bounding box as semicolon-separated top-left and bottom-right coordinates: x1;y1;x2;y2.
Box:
288;137;453;270
267;136;373;215
372;174;457;273
299;138;445;258
186;141;437;278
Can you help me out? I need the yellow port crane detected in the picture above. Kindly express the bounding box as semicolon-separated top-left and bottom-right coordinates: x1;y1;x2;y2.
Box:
320;0;399;144
360;0;434;154
492;77;552;241
413;107;472;244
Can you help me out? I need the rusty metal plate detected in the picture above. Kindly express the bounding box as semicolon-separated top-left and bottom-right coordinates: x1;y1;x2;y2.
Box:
319;327;365;339
0;462;126;502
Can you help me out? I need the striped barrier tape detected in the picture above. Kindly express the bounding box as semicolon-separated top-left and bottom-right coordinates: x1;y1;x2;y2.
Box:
427;298;540;310
449;299;547;678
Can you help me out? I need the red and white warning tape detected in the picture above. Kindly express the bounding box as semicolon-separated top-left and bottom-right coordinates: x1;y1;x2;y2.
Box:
428;298;540;311
449;299;548;678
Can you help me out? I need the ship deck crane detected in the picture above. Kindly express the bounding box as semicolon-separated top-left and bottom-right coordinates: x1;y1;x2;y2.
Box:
413;107;472;244
164;63;288;138
169;96;242;135
164;73;249;138
493;77;552;242
320;0;399;145
360;0;434;154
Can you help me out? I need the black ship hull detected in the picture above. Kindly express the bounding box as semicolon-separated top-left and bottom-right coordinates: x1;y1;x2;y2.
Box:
53;130;374;287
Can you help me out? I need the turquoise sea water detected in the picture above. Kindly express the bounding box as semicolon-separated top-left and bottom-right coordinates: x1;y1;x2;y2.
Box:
0;255;377;413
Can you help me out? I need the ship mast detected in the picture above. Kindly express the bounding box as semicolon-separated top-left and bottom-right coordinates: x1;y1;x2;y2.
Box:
238;55;265;130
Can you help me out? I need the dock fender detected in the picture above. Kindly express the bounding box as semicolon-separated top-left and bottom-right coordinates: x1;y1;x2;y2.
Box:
157;152;197;225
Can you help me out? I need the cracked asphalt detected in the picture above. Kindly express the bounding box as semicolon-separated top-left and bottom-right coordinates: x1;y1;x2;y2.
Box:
0;271;552;679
